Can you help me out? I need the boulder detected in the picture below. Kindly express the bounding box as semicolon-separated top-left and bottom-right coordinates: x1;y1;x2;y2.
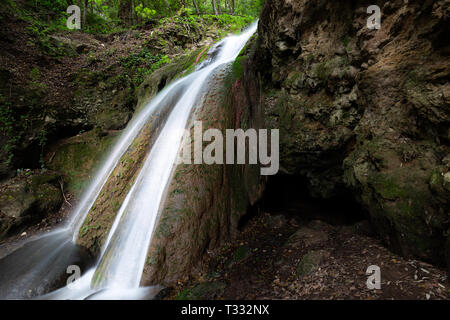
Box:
0;171;63;240
296;249;330;277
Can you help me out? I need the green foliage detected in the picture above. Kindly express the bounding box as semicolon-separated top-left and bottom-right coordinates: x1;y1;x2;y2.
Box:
84;11;125;34
201;13;253;32
30;67;41;81
232;56;246;79
135;4;156;21
234;245;250;261
26;0;69;12
120;48;171;87
0;96;17;165
10;0;261;36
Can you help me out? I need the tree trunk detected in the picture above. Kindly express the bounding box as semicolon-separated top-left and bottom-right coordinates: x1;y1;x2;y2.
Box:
212;0;218;15
82;0;87;29
192;0;200;15
165;0;172;14
131;0;135;25
118;0;132;26
216;0;221;14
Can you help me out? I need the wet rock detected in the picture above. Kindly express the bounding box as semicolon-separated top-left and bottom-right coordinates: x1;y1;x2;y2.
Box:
46;129;119;197
140;58;265;285
0;232;94;299
296;249;330;277
0;172;63;240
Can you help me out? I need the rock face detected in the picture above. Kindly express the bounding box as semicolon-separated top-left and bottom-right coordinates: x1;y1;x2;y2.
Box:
250;0;449;266
141;62;265;285
0;171;63;240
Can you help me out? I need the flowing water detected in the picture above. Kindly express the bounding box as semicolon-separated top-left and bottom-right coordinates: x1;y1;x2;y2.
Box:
0;22;257;300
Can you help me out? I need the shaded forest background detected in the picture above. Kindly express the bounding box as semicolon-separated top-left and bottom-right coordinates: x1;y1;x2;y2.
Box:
18;0;263;33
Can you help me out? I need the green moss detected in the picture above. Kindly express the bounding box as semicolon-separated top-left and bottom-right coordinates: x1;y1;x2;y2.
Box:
314;61;331;82
233;245;250;262
296;254;317;276
30;173;59;189
232;56;247;79
30;67;41;81
371;174;407;200
175;281;226;300
47;130;118;195
283;71;304;88
296;250;328;277
343;36;350;47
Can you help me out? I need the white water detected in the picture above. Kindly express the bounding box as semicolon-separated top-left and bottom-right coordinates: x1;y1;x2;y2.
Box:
36;22;258;300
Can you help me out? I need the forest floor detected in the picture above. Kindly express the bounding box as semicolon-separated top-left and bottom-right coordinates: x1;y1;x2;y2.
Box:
171;210;450;300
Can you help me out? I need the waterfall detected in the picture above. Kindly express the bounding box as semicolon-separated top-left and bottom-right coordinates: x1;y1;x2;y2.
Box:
0;22;257;300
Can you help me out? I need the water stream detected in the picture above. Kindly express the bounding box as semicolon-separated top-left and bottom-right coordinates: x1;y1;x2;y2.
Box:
0;22;257;300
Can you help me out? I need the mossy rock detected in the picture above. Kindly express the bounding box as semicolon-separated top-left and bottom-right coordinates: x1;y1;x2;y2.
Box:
0;171;63;240
175;281;226;300
46;130;118;196
296;250;330;277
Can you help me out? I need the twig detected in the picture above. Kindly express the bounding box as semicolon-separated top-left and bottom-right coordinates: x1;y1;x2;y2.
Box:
59;178;72;207
48;151;56;164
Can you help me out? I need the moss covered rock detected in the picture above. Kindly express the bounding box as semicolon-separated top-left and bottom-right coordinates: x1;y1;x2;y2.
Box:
0;171;63;240
46;129;119;196
251;0;450;267
141;60;265;286
296;250;330;277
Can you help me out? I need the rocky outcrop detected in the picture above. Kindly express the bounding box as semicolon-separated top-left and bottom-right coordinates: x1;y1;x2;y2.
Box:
71;46;221;255
0;171;63;240
251;0;449;266
141;58;265;285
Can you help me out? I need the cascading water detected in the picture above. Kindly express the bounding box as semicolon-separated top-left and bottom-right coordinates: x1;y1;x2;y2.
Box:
0;22;257;300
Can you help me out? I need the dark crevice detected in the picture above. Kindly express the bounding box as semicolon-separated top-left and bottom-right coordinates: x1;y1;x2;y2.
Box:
157;75;167;92
238;173;369;230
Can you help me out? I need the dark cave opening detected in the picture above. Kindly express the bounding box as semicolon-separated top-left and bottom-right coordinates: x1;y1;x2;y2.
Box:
239;174;369;230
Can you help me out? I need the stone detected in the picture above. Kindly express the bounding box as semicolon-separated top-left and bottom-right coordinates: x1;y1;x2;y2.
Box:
253;0;450;268
287;225;329;248
0;172;63;240
296;250;330;277
267;214;287;229
175;281;226;300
